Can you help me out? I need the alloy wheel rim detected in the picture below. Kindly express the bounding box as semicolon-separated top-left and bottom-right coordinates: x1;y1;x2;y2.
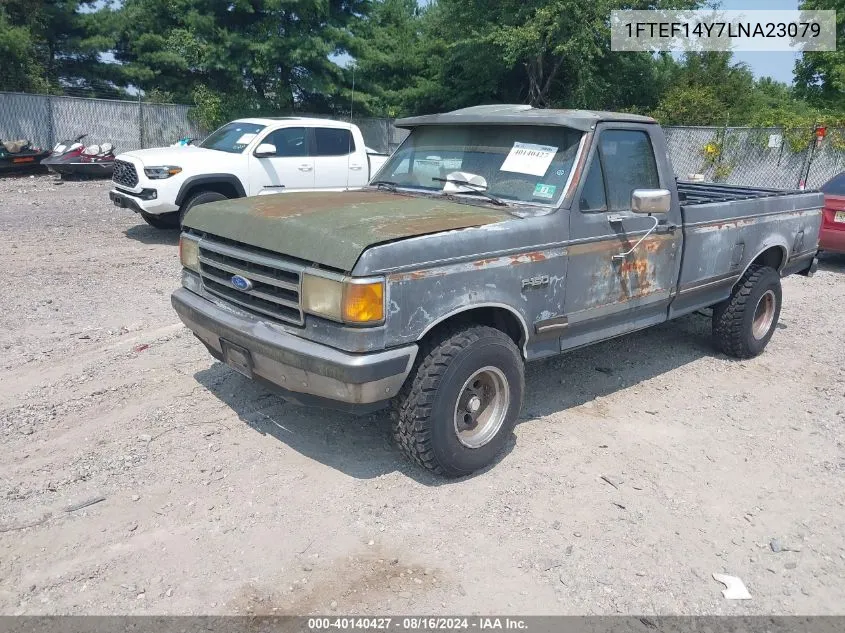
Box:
453;366;510;449
752;290;776;340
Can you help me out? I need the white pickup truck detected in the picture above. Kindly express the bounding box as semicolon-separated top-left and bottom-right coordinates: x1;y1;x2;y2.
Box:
109;117;389;229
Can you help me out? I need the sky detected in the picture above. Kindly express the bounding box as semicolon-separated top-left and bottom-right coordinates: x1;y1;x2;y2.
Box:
719;0;801;84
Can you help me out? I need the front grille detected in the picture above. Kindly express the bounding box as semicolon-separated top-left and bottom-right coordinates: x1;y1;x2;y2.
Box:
197;235;305;326
113;159;138;187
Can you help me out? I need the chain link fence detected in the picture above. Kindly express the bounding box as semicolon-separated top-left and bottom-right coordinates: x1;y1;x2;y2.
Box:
664;125;845;190
0;91;407;155
4;91;842;189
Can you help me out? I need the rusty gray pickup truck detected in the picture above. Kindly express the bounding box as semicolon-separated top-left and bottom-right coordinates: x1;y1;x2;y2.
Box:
172;104;822;476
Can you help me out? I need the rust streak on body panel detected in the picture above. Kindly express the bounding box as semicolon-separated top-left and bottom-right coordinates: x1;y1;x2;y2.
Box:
509;251;547;265
388;247;566;282
568;232;675;256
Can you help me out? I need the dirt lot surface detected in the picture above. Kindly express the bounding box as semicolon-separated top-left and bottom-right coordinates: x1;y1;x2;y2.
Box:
1;175;844;616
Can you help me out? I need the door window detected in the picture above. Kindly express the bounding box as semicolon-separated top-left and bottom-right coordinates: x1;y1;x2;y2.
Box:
579;154;607;212
263;128;307;157
581;130;660;212
314;128;355;156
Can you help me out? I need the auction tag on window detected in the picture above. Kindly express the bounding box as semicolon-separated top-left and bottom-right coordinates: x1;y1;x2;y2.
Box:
500;142;558;177
532;183;557;199
236;133;257;145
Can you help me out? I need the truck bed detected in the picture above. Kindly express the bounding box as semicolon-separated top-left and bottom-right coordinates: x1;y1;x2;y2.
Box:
670;181;823;318
677;181;806;205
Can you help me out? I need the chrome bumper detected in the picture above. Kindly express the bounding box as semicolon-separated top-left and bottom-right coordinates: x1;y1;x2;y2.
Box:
171;287;417;412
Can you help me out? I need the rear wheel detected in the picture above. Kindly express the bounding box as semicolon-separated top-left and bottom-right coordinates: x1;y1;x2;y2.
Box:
712;265;782;358
140;211;178;229
392;325;524;477
178;190;228;226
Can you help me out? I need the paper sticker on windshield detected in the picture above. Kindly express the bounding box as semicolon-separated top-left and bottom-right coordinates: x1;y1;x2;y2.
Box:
532;183;557;199
236;133;257;145
500;142;558;177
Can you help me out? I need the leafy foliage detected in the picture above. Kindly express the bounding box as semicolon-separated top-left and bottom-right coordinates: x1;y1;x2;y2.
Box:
794;0;845;107
1;0;845;129
0;0;121;96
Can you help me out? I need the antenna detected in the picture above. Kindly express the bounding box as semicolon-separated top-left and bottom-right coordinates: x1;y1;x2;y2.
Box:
345;62;355;191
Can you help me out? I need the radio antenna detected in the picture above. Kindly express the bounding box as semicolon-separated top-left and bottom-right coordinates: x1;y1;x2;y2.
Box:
345;62;355;191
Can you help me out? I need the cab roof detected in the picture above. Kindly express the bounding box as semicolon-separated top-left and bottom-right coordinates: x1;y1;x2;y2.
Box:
233;117;353;128
396;104;657;132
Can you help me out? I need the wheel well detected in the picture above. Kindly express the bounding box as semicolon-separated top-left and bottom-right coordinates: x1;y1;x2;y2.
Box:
185;181;240;202
421;307;526;351
751;245;786;271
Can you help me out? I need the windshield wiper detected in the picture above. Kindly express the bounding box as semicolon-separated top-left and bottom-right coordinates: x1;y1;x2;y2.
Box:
431;178;508;206
370;180;398;191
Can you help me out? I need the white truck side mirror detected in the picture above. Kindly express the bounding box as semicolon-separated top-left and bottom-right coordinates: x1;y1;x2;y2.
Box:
254;143;277;158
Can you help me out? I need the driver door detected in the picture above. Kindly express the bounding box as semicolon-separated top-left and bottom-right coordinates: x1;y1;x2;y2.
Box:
248;127;315;195
561;126;683;349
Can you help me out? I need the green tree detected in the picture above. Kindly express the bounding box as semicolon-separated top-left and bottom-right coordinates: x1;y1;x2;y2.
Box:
0;11;48;92
794;0;845;106
349;0;429;116
0;0;119;96
420;0;701;111
651;84;726;125
111;0;369;115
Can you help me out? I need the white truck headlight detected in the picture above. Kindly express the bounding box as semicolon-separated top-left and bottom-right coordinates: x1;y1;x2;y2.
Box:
144;165;183;179
301;272;385;324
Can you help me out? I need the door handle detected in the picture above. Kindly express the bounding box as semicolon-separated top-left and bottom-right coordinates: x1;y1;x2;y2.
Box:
298;165;313;172
611;215;660;261
655;223;678;234
349;164;363;171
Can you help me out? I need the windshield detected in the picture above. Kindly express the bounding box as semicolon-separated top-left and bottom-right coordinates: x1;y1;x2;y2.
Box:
376;124;583;205
200;122;266;154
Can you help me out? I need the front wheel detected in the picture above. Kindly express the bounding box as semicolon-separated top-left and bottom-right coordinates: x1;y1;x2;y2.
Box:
392;325;524;477
712;265;782;358
178;190;228;226
140;211;179;229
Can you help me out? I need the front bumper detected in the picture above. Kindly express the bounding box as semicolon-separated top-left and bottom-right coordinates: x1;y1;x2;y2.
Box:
110;187;178;215
171;287;417;413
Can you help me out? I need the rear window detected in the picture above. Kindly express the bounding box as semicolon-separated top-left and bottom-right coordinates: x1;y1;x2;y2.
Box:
314;128;355;156
821;172;845;195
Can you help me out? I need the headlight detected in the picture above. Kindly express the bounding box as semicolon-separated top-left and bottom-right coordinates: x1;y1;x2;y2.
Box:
301;273;385;325
179;235;200;272
144;166;183;179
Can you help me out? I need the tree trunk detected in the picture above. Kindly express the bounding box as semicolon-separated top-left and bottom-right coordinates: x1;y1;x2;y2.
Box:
525;52;563;108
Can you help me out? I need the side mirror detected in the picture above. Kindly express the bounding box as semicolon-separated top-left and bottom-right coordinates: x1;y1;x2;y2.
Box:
631;188;671;214
254;143;277;158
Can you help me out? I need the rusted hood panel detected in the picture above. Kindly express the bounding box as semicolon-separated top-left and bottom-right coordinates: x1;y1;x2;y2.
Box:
183;190;511;271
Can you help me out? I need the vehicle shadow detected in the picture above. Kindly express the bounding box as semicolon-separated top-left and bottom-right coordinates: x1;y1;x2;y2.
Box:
193;312;717;484
123;223;180;245
818;251;845;273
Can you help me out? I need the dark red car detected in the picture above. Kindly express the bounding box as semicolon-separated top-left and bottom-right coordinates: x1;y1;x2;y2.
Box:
819;172;845;254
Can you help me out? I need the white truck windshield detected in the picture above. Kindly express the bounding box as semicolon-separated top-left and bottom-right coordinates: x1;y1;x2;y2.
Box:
200;122;267;154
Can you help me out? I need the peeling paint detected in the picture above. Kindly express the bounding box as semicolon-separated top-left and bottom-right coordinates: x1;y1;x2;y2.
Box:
185;189;512;272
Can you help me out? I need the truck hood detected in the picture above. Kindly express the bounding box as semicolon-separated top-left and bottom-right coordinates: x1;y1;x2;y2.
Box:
117;145;220;166
183;190;512;271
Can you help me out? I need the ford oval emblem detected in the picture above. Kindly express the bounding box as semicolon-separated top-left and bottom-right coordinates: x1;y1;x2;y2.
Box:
230;275;253;291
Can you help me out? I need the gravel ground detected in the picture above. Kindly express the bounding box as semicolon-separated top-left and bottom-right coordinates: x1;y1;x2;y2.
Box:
1;175;844;616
